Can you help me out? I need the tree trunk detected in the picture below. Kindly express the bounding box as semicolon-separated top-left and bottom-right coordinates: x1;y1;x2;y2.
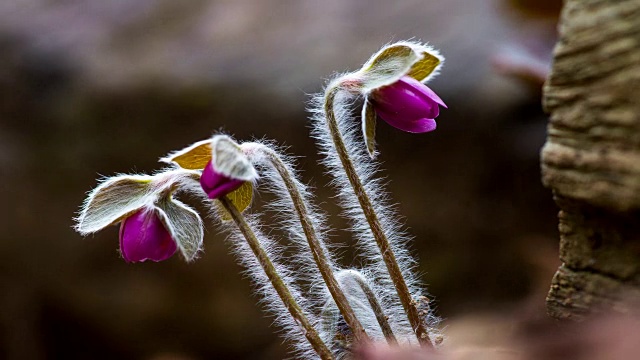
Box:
542;0;640;320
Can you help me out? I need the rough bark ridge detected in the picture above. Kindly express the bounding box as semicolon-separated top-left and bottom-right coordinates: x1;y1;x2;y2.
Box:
542;0;640;320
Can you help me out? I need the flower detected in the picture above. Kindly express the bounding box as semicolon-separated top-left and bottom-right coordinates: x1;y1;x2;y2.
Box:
162;135;258;213
75;170;205;262
200;159;245;199
119;207;177;262
331;41;446;157
370;76;447;133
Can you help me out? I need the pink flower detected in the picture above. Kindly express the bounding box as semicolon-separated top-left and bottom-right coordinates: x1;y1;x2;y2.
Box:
200;160;245;199
119;207;177;263
370;76;447;133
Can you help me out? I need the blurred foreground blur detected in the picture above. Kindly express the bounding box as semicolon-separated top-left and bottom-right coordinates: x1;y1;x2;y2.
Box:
357;312;640;360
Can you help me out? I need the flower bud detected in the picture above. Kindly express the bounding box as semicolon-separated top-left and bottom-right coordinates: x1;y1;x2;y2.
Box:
333;41;446;157
119;207;177;263
161;135;257;218
370;76;447;133
76;170;205;262
200;159;245;199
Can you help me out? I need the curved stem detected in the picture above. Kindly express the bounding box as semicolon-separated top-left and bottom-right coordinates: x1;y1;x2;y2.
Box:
323;85;432;347
259;146;369;343
219;196;334;360
342;271;398;345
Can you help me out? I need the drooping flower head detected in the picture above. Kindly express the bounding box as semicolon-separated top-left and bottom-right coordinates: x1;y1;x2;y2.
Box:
334;41;446;157
161;134;258;218
369;76;447;134
315;41;445;346
75;169;204;263
200;160;245;199
200;135;257;200
119;207;177;263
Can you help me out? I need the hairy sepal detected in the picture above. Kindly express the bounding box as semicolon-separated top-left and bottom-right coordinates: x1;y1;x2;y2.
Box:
160;139;212;170
155;197;204;261
211;135;258;181
354;41;444;94
75;175;155;235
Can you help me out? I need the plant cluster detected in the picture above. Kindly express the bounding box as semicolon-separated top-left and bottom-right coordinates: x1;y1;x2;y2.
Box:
75;41;447;359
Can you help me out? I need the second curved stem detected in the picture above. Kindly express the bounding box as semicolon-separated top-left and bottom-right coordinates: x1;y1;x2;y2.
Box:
262;148;369;343
324;86;432;347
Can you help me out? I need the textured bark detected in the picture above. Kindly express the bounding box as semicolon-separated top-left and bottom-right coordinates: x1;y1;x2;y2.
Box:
542;0;640;320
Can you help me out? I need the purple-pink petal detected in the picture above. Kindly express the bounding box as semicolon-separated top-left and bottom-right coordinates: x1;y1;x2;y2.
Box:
371;76;446;134
200;160;245;199
119;208;177;263
412;77;447;108
376;116;437;134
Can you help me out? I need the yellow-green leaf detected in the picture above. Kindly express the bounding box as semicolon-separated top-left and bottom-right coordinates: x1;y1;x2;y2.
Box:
216;181;254;221
161;139;212;170
407;51;441;82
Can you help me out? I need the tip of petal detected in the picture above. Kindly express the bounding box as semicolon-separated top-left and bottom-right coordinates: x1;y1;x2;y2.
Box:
393;118;437;133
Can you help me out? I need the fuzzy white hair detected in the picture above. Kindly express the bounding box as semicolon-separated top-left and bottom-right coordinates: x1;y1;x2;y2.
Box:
217;211;322;359
309;78;442;345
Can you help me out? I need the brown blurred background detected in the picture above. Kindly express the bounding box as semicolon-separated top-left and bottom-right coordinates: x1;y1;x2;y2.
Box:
0;0;562;359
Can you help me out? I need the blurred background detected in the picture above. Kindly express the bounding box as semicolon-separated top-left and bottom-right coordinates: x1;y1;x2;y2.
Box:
0;0;562;359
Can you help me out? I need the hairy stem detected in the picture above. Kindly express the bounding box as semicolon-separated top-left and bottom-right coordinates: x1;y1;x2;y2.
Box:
324;85;432;346
219;196;335;359
346;272;398;345
259;146;370;343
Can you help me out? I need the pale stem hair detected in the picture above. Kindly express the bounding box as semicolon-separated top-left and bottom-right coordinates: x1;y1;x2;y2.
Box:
218;195;334;359
246;142;370;343
323;85;432;346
